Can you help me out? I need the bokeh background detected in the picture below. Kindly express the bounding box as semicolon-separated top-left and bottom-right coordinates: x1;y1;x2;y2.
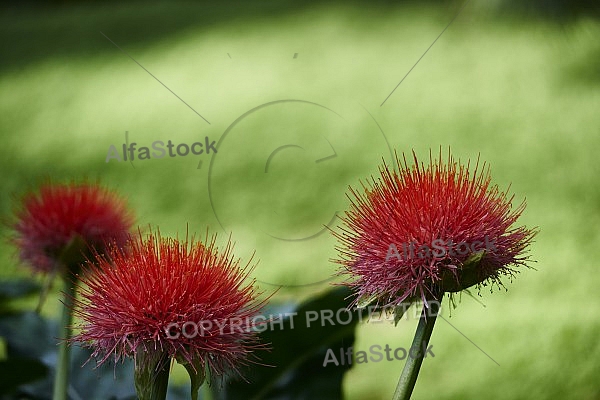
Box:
1;0;599;399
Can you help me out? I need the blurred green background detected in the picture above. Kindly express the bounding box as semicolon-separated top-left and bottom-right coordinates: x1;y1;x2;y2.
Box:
1;0;599;399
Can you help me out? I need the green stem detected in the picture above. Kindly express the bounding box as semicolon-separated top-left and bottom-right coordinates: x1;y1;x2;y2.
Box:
392;297;442;400
52;276;76;400
135;350;171;400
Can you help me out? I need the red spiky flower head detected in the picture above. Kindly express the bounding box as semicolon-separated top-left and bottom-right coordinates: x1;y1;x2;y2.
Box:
334;150;536;308
11;181;133;274
72;230;266;386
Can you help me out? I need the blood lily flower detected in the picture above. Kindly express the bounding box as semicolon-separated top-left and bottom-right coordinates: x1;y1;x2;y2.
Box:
334;150;537;308
334;150;537;400
11;181;133;275
72;230;266;399
9;181;134;400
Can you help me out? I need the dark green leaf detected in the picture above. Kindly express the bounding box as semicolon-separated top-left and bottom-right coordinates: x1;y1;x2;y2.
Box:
215;286;363;400
0;310;138;399
0;358;48;394
0;311;57;360
0;279;40;302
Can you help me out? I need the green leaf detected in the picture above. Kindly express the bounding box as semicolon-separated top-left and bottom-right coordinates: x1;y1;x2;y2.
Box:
393;300;414;327
0;358;48;393
0;279;41;314
355;290;414;327
214;286;364;400
440;250;488;293
356;293;378;309
0;310;139;399
0;279;40;301
0;311;57;359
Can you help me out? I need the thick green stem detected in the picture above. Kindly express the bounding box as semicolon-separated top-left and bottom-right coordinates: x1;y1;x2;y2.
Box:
392;297;442;400
52;277;76;400
135;350;171;400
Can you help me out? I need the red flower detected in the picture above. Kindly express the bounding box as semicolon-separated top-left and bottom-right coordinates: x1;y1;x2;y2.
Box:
72;230;266;379
334;150;536;307
11;182;133;274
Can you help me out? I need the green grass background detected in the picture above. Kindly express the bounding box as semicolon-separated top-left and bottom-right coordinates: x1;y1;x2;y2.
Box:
1;1;599;399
